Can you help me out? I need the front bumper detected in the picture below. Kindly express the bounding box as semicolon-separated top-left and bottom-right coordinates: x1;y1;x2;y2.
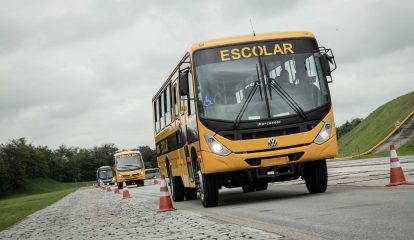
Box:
200;136;338;174
116;173;146;182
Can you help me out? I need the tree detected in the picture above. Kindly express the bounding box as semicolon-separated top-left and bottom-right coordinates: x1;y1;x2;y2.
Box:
138;145;157;168
337;118;363;139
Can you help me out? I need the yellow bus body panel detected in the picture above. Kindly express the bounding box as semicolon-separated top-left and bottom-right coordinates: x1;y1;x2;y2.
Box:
154;31;337;187
198;108;338;174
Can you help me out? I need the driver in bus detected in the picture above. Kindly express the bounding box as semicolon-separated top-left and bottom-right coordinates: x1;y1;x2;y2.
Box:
277;64;290;87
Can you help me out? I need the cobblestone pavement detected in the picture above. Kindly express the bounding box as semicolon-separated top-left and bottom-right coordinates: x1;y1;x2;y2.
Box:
0;187;282;240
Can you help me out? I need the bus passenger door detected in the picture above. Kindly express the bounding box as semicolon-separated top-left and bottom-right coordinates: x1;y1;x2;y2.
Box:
178;66;198;187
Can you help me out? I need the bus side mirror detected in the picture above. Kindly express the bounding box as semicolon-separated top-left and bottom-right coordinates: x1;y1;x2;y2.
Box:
320;54;332;76
179;70;189;96
318;47;337;78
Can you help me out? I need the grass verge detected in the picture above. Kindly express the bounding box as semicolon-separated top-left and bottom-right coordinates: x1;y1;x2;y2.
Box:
342;138;414;160
339;91;414;157
0;178;93;231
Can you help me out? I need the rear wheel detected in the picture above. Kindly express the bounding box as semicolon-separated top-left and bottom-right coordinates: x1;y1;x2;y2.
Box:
198;171;219;207
302;160;328;194
184;188;197;200
167;164;185;202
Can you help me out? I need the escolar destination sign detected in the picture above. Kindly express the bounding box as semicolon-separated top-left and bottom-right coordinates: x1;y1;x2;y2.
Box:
220;43;294;62
194;38;317;65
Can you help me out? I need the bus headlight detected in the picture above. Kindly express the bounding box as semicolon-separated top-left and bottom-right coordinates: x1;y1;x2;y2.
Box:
204;134;231;156
314;120;332;145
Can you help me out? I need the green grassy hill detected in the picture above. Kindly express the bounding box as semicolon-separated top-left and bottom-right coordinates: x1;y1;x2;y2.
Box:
339;91;414;157
0;178;93;231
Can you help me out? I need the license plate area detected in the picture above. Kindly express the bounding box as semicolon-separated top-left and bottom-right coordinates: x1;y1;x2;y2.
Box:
261;156;289;167
256;164;295;178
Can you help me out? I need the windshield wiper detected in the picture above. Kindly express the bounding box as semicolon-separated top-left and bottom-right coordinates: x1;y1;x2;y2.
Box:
263;63;307;119
233;65;263;129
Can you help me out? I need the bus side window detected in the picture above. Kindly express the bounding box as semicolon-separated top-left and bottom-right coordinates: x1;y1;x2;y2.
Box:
173;83;178;119
154;101;159;133
164;86;171;126
180;79;186;116
159;95;164;130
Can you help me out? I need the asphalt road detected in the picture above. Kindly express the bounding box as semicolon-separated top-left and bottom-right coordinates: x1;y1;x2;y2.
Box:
135;156;414;240
3;156;413;240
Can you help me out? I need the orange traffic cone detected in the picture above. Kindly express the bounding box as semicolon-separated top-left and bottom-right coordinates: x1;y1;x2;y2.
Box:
387;144;412;186
122;182;131;199
107;186;111;192
114;186;120;194
158;176;176;212
153;179;159;185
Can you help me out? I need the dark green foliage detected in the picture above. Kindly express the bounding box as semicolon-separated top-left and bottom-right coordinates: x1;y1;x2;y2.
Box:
138;145;157;168
0;138;156;196
336;118;363;139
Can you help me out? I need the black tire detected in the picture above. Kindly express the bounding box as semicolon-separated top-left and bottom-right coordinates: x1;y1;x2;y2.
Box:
184;188;197;200
200;173;219;207
242;184;255;193
255;181;268;191
167;165;185;202
117;182;123;190
141;180;145;187
302;160;328;194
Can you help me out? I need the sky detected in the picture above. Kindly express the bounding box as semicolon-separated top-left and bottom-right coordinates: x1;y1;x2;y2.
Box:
1;0;414;149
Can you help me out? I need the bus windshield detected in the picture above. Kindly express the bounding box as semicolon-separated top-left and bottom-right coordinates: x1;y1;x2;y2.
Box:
116;154;143;171
194;39;330;122
99;169;113;179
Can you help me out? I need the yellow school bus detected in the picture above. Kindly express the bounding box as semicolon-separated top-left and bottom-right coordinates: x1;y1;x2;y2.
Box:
152;32;338;207
113;150;146;189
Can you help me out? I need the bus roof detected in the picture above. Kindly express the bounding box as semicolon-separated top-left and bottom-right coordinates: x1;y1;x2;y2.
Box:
114;150;141;158
152;31;316;101
190;31;316;52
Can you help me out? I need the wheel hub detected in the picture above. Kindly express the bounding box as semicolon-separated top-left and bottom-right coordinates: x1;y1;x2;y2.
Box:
197;170;204;201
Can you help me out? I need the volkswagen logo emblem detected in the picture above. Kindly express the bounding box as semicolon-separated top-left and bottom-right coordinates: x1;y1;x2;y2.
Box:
268;138;277;148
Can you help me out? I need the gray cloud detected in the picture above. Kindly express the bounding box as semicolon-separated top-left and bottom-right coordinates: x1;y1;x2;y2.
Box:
0;0;413;148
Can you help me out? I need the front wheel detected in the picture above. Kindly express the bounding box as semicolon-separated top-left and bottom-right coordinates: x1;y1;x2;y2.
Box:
198;171;219;208
242;184;255;193
302;160;328;194
117;182;123;190
136;180;144;187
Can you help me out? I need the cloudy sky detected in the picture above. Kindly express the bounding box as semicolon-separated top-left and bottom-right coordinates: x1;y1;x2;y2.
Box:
1;0;413;149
